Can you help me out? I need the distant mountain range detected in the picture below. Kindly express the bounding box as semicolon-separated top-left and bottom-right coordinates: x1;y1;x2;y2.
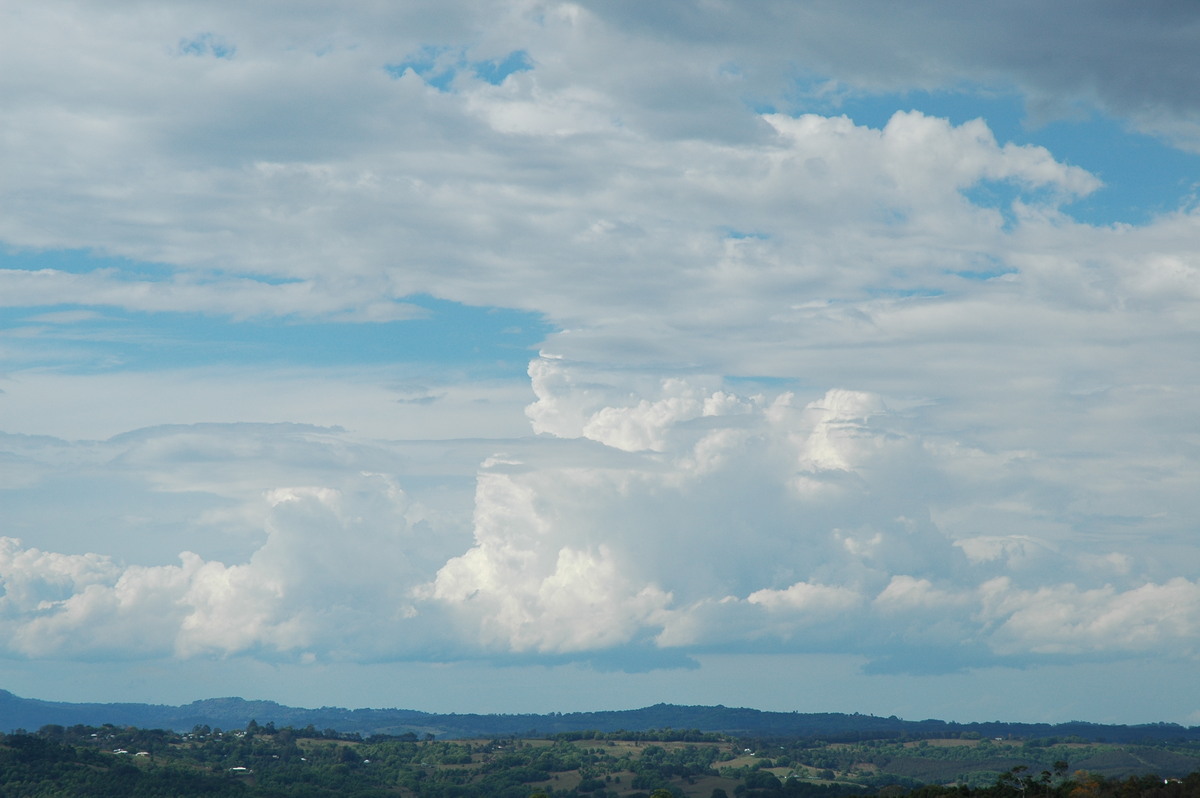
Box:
2;689;1197;742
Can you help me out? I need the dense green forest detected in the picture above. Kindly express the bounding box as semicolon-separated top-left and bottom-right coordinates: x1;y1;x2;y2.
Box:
3;722;1200;797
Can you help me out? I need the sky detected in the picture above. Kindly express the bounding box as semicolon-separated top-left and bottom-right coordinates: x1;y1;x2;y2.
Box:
2;1;1200;726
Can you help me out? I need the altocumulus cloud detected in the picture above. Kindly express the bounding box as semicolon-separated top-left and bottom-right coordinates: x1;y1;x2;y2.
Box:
0;0;1199;712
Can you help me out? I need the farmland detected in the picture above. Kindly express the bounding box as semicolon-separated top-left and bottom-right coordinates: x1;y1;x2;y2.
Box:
4;721;1200;797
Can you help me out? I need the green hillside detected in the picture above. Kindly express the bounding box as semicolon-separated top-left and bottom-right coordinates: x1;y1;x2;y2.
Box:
3;721;1200;797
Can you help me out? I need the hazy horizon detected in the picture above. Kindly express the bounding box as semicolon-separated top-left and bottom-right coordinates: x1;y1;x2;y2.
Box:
2;2;1199;727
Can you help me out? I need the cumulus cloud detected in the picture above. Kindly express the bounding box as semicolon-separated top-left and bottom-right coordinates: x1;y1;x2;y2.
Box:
413;370;1200;668
1;0;1199;712
1;371;1199;675
0;472;445;661
0;539;121;614
981;577;1200;657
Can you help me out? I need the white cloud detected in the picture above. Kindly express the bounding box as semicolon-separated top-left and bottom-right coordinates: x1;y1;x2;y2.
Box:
0;539;121;613
0;366;1198;677
954;535;1058;568
873;575;963;613
416;373;1200;665
1;0;1199;716
579;1;1200;151
0;268;428;322
0;471;447;661
0;0;1113;337
746;581;863;614
0;368;535;441
981;577;1200;656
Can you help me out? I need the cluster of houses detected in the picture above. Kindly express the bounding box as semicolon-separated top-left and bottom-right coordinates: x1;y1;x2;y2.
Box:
110;748;151;757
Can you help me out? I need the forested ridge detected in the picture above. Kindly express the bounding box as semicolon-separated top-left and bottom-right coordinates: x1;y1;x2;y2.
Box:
3;721;1200;797
3;692;1197;743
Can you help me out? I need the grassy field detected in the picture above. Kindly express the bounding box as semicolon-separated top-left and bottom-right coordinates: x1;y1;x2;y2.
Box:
361;735;1200;796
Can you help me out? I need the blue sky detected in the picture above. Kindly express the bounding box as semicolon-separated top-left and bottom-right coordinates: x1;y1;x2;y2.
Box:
3;1;1200;726
828;91;1200;227
0;249;551;373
